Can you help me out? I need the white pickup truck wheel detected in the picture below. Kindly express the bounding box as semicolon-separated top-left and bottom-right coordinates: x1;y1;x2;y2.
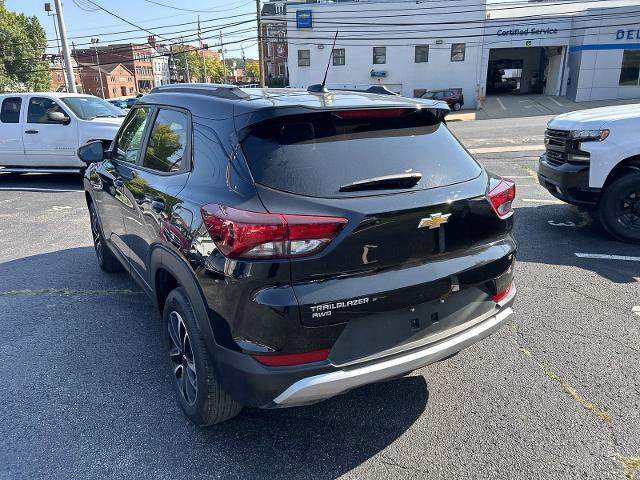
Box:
599;172;640;243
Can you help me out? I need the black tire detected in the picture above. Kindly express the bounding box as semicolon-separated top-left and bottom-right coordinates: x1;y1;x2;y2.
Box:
89;202;123;272
452;102;462;111
598;172;640;243
163;287;242;426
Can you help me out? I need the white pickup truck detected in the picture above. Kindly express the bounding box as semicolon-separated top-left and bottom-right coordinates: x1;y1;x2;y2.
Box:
0;92;126;174
538;104;640;242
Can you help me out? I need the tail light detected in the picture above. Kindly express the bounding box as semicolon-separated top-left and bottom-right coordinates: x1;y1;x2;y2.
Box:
493;284;512;303
487;178;516;219
252;348;330;367
200;204;348;259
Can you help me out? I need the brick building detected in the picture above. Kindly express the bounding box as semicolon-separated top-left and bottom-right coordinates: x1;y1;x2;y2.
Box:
261;0;296;86
80;64;136;99
46;54;82;92
74;43;154;94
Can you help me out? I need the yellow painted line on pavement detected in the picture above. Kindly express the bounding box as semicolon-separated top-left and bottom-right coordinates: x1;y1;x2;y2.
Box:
521;198;565;204
447;112;476;122
468;144;545;154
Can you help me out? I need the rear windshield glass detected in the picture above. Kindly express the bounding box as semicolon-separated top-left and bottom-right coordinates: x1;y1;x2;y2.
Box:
241;109;481;197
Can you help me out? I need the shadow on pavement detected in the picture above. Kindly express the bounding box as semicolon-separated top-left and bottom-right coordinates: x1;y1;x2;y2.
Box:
0;248;429;479
514;203;639;283
0;172;83;191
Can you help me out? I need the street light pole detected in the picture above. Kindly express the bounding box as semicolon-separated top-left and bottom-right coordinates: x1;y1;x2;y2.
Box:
45;3;65;92
53;0;77;93
91;38;105;98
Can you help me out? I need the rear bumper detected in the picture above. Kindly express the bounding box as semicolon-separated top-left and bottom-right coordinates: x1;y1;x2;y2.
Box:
272;286;515;407
537;154;599;206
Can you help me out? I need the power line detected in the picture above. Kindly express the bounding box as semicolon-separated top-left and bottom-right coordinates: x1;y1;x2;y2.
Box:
141;0;253;13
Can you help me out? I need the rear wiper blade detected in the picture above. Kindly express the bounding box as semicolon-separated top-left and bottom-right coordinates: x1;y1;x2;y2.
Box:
339;173;422;192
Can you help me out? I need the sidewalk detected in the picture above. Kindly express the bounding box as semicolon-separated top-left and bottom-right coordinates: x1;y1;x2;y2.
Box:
447;94;640;122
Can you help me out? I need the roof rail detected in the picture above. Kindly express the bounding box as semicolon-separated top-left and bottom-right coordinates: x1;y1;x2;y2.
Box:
149;83;249;100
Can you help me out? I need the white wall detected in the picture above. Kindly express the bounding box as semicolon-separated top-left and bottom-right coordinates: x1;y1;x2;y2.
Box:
568;6;640;102
287;0;485;108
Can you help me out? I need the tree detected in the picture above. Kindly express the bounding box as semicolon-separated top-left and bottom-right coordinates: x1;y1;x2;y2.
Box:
0;0;50;92
244;60;259;82
173;47;225;83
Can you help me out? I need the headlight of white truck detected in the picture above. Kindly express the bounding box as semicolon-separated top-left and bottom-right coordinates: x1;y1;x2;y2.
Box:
569;129;610;142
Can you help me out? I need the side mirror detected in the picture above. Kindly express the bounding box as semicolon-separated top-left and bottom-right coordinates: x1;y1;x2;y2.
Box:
48;111;70;124
78;140;106;164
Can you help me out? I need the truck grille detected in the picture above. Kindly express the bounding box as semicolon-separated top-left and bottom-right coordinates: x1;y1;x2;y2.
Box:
544;128;570;166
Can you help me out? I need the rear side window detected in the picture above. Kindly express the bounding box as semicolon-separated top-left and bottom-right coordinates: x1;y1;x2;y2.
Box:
142;109;189;173
1;97;21;123
241;109;481;197
113;107;151;164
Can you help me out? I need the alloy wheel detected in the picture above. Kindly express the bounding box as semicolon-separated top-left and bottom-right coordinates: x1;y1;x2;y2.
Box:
618;190;640;230
168;310;198;405
90;209;104;263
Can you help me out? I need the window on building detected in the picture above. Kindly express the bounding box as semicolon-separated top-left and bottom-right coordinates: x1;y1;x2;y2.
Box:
333;48;345;66
373;47;386;64
298;49;310;67
1;97;22;123
451;43;465;62
112;88;116;95
415;45;429;63
143;109;189;173
619;50;640;86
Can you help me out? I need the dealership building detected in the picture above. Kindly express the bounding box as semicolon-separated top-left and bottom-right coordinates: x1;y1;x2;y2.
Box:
286;0;640;108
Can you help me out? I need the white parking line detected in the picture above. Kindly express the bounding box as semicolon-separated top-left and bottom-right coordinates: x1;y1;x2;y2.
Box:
548;97;564;107
575;253;640;262
496;97;507;111
0;187;83;193
521;198;565;204
632;306;640;316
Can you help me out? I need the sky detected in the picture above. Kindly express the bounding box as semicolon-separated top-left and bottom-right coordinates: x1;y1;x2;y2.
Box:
5;0;259;58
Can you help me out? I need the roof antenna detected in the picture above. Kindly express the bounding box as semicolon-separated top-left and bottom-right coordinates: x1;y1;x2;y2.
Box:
307;31;338;94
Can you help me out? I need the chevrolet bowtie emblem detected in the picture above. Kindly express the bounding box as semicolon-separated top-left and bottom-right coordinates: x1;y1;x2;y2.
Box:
418;213;451;229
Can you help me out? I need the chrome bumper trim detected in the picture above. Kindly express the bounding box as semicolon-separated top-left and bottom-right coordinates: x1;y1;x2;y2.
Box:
273;306;513;406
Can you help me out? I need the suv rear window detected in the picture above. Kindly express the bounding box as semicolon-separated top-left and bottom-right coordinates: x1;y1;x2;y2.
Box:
241;109;481;197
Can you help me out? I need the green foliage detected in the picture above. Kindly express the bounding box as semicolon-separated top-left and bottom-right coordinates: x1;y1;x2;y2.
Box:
244;60;259;82
0;0;51;92
173;47;225;83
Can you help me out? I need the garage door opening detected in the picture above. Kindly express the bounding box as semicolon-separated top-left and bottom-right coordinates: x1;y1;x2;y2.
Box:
486;46;566;96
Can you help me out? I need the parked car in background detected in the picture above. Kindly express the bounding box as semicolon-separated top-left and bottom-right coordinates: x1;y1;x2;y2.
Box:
126;97;140;108
0;93;126;173
538;104;640;242
108;99;129;110
81;84;516;425
420;89;464;111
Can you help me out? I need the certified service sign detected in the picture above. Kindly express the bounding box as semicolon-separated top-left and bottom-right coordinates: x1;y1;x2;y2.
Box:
296;10;312;29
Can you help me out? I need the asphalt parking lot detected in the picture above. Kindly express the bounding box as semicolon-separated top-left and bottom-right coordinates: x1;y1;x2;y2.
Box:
1;115;639;480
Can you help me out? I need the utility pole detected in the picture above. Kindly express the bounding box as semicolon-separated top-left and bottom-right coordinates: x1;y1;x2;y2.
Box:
198;16;206;83
202;44;208;83
255;0;265;87
219;31;227;84
45;3;65;92
53;0;77;93
91;38;105;98
72;41;85;93
181;36;190;83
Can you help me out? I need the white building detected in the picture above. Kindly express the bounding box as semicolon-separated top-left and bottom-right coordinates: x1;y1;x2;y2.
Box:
287;0;640;108
147;36;171;87
151;45;171;87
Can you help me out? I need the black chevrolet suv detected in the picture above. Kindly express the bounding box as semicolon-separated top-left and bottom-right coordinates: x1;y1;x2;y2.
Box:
80;85;516;425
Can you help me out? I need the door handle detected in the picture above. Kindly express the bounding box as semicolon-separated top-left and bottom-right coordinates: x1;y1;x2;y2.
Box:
151;199;165;212
24;130;39;134
113;179;124;188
